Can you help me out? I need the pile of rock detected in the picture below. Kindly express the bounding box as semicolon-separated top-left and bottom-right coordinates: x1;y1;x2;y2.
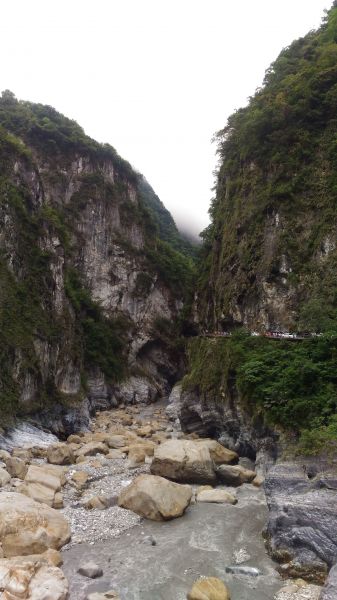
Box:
150;438;258;488
117;437;259;523
0;492;70;598
0;402;261;599
0;555;69;600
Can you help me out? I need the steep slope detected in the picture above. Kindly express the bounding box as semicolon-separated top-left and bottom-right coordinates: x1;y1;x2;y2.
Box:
176;1;337;455
0;91;194;427
199;2;337;333
172;5;337;582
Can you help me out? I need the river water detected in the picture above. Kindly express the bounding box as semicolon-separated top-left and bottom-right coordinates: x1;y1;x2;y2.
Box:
1;405;285;599
62;479;283;599
59;403;284;600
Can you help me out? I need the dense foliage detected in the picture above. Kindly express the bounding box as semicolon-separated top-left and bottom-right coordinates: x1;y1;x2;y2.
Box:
0;90;137;182
64;269;129;382
0;92;196;265
199;3;337;331
184;331;337;453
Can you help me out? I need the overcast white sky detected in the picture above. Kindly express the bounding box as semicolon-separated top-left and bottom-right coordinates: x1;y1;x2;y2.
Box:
0;1;331;236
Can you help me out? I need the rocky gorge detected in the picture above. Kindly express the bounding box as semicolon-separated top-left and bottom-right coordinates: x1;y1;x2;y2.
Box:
2;4;337;599
0;399;330;600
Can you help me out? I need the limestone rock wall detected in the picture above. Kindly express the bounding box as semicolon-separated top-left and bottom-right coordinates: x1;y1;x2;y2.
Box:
0;101;187;427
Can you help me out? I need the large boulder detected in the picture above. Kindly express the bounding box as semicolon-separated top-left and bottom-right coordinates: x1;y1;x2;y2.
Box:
105;434;128;449
5;456;28;480
84;495;109;510
187;577;231;599
76;441;109;458
137;425;152;437
91;433;128;448
118;474;192;521
150;440;216;484
47;443;75;465
71;470;89;490
216;465;256;486
20;464;63;508
12;448;32;462
0;556;68;599
106;449;125;460
196;439;238;465
127;441;157;467
0;492;70;557
0;450;10;462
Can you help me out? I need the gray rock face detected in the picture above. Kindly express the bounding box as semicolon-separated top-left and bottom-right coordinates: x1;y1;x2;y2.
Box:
176;383;337;588
264;461;337;583
177;384;277;465
165;383;183;422
0;116;187;433
320;564;337;599
0;423;58;452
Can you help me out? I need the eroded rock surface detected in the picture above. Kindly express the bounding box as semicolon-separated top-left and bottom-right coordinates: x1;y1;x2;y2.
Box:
265;462;337;583
0;492;71;557
0;555;68;599
320;564;337;599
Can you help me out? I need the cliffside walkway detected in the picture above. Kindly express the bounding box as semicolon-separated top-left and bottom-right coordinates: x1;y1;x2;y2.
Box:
201;331;321;341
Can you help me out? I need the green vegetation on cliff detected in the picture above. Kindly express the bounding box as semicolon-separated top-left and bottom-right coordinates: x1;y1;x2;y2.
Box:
0;92;194;420
190;4;337;454
200;2;337;332
0;90;137;181
64;269;129;382
184;332;337;453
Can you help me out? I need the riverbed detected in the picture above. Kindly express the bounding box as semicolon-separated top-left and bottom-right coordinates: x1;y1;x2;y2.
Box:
62;484;282;600
60;402;283;599
0;400;321;599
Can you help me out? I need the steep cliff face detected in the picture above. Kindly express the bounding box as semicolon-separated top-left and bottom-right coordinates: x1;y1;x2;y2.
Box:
199;4;337;333
0;92;194;427
174;5;337;582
